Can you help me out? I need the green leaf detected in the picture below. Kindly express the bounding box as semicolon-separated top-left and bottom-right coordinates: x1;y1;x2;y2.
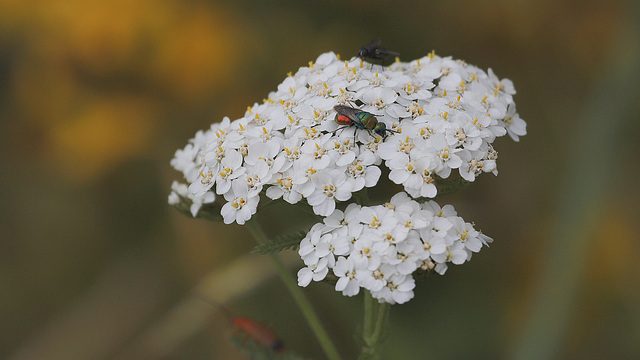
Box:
252;230;306;254
434;175;470;198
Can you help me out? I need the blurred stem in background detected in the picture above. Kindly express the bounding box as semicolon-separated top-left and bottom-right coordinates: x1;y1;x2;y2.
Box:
246;219;342;360
359;291;390;360
510;1;640;359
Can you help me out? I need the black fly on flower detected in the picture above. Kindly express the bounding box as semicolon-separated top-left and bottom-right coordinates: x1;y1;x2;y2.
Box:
358;39;400;68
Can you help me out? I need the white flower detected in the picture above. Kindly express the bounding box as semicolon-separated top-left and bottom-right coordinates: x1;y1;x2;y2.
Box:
333;257;361;296
265;172;302;204
294;192;492;304
371;271;416;305
169;181;216;217
345;151;382;192
297;258;329;287
431;242;468;265
503;103;527;142
214;149;245;195
220;180;259;225
306;169;353;216
171;143;200;183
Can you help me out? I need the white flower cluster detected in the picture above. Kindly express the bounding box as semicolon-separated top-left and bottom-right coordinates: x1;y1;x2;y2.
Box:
297;192;492;304
169;51;526;224
168;181;215;217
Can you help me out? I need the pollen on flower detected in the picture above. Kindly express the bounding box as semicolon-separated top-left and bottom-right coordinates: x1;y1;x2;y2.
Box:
488;148;498;160
404;83;415;94
419;126;435;139
398;136;414;154
232;197;246;209
422;260;436;271
219;167;232;179
458;81;467;92
373;269;383;280
200;170;213;184
323;185;336;197
422;170;434;183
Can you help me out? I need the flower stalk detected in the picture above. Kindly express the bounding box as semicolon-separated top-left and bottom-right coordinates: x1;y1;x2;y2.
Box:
246;219;342;360
359;291;390;360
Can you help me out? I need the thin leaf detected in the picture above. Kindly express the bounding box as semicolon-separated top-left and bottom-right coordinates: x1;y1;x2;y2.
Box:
435;175;470;198
252;230;306;255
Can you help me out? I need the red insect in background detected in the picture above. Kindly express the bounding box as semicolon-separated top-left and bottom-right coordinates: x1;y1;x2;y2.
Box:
196;294;284;353
231;316;284;352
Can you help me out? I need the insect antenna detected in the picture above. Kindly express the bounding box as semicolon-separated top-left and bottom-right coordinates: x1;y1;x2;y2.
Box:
192;292;234;319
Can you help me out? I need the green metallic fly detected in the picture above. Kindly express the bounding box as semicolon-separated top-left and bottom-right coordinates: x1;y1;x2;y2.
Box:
333;105;397;139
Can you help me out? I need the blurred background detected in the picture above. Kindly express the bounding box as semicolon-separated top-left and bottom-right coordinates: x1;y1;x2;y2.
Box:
1;0;639;359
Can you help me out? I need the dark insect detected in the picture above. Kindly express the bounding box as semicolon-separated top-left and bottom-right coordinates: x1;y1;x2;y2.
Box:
334;104;397;138
358;39;400;66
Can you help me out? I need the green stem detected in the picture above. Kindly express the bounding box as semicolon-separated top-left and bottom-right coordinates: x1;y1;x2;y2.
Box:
246;219;342;360
358;291;390;360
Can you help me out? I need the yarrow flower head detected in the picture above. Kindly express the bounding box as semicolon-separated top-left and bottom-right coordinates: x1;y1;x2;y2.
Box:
297;192;492;304
169;49;526;304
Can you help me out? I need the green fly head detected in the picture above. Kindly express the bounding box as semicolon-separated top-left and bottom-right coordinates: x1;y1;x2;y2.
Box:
373;122;388;136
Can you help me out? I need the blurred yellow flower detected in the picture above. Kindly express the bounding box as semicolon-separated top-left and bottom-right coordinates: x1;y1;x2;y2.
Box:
50;96;156;182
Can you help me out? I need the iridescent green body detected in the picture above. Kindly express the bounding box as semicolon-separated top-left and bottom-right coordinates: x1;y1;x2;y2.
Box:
355;111;378;130
333;105;395;137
